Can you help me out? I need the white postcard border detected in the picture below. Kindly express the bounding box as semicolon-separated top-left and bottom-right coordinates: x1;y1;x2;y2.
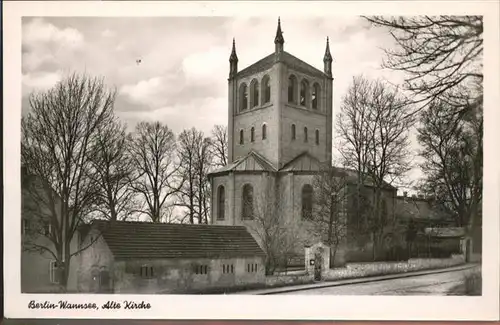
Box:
3;1;500;320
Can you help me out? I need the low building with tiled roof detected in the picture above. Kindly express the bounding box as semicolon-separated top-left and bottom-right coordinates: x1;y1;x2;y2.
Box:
76;220;266;294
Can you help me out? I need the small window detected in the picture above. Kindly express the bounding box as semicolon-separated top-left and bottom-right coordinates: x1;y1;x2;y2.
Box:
247;263;258;273
217;185;225;220
49;261;59;284
315;129;320;145
262;75;271;104
239;129;244;145
222;264;234;274
262;124;267;140
251;127;255;142
302;184;314;219
250;79;259;108
288;75;297;104
140;265;154;279
194;264;209;275
312;83;320;110
242;184;254;220
300;79;309;107
291;124;296;140
304;127;308;143
240;84;248;111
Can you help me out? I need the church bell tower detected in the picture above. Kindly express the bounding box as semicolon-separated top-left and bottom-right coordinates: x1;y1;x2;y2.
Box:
227;19;333;169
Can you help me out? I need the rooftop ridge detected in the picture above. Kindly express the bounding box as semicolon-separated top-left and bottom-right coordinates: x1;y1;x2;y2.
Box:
92;219;248;228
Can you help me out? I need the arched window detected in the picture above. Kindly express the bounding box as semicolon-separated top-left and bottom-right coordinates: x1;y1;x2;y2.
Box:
262;124;267;140
304;127;308;143
301;184;314;219
242;184;254;220
239;129;244;145
239;83;248;111
262;75;271;104
250;79;259;108
315;129;320;145
312;83;320;110
217;185;225;220
288;75;297;103
291;124;296;140
300;79;309;107
251;127;255;142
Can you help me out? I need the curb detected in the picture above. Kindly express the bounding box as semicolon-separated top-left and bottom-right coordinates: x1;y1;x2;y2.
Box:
251;263;479;295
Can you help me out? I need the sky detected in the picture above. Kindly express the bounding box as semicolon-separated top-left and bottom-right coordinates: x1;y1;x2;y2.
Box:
21;16;420;190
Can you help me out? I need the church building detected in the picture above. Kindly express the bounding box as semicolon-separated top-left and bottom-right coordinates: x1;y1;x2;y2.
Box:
209;19;334;252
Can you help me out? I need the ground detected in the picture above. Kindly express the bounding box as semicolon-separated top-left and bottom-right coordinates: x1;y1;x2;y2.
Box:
276;265;481;295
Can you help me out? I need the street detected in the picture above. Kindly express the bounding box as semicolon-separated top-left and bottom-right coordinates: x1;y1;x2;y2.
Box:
277;266;480;295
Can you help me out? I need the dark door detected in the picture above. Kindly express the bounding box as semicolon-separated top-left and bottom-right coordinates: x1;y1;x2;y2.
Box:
314;251;323;281
99;270;112;293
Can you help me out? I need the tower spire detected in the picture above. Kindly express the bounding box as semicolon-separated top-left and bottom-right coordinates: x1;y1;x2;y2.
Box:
230;38;238;62
323;36;332;77
274;17;284;54
229;38;238;78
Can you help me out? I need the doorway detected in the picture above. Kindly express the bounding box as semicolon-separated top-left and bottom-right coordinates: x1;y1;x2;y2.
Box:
314;250;323;281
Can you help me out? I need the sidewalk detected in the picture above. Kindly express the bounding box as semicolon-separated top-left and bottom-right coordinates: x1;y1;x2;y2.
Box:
233;263;479;295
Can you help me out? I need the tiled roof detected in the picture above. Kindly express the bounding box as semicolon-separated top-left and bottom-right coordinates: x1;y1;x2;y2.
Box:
91;220;265;260
209;150;277;176
237;51;326;79
280;151;321;172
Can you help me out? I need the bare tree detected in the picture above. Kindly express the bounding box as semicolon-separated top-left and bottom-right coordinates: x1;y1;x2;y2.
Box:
248;181;305;275
336;76;373;232
89;117;136;221
337;76;414;260
364;16;483;116
21;72;116;290
210;125;228;168
128;121;182;223
311;163;349;267
417;96;482;238
195;136;213;224
176;128;212;224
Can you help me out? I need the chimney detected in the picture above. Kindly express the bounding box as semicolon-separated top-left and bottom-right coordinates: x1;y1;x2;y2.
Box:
403;191;408;197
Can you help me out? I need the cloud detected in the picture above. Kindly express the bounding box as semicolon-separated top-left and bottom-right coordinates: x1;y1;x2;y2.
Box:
22;18;86;75
22;71;62;96
117;96;226;136
182;46;227;82
120;76;164;105
101;29;116;38
23;18;84;48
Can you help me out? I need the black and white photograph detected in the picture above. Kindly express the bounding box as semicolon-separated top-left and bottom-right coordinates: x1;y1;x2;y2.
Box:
4;0;499;321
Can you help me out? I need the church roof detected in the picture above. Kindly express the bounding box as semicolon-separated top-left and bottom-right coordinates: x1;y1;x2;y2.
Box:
209;150;277;176
237;51;326;79
90;220;266;260
280;151;322;172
